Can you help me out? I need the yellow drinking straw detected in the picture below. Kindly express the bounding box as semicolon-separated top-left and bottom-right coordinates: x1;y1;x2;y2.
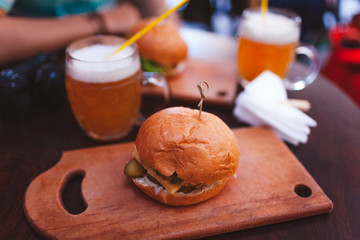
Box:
261;0;268;19
107;0;190;58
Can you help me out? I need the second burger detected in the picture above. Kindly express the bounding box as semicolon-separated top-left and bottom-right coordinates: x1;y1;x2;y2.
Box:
128;18;188;77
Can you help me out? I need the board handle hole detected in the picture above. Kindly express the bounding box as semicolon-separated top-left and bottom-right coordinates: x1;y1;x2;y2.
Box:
294;184;312;198
217;90;227;97
60;170;87;215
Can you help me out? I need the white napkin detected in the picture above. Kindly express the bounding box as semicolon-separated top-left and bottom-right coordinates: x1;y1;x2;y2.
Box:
233;71;317;146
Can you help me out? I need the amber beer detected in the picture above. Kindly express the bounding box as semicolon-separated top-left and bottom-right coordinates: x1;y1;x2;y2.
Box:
65;36;142;140
237;8;301;82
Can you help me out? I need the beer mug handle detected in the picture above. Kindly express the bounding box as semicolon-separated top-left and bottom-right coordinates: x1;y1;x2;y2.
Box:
284;43;320;91
134;72;171;126
142;72;171;103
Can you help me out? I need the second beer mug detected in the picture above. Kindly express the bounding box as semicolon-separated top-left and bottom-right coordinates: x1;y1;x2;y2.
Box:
237;7;320;90
65;35;169;141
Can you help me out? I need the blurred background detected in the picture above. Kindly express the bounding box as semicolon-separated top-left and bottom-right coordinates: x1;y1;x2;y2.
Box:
1;0;359;112
171;0;360;106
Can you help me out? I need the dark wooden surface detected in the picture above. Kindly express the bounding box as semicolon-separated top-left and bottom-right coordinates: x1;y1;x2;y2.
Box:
23;127;332;240
1;70;360;239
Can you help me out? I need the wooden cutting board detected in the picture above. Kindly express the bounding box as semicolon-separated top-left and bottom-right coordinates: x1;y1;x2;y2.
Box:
24;127;333;240
142;58;238;106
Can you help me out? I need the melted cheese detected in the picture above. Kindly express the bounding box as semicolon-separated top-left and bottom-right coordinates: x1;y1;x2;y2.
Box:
134;145;183;194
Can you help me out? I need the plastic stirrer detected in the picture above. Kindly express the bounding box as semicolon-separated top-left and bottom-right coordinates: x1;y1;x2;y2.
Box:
106;0;190;59
261;0;268;19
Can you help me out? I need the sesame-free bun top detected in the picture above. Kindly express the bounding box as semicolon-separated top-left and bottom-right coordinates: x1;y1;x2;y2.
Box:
135;107;240;184
128;18;187;67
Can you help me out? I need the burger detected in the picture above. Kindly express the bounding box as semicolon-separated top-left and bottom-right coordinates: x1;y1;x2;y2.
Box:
128;18;188;76
124;107;240;206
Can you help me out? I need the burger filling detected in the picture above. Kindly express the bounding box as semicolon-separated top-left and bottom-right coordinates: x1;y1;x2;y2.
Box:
141;58;183;76
124;145;218;195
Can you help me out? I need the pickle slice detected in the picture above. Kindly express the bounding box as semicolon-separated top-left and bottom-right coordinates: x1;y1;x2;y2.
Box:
124;158;146;178
179;185;195;194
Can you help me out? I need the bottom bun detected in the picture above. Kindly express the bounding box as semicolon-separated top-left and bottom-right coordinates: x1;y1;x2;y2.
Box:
133;176;228;206
166;61;186;78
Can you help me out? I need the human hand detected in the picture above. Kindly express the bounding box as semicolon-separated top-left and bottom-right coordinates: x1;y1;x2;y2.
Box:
0;9;6;18
101;2;141;34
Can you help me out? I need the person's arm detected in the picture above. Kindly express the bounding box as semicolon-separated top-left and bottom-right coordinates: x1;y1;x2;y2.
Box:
0;8;5;17
129;0;168;17
129;0;181;25
0;2;140;63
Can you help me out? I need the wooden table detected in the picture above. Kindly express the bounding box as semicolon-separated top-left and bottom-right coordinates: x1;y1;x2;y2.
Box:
1;68;360;240
1;29;360;239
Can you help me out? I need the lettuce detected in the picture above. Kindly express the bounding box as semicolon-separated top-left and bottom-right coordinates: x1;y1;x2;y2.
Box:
140;58;166;74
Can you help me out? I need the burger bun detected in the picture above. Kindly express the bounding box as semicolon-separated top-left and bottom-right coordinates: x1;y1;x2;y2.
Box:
129;18;188;70
133;176;228;206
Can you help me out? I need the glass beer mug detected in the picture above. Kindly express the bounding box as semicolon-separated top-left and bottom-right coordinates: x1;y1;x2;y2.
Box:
65;35;168;141
237;7;320;90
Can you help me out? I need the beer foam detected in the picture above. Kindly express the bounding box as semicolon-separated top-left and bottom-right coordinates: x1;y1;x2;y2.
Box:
241;11;300;45
67;44;140;83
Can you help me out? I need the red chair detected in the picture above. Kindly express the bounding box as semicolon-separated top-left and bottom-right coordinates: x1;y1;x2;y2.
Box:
321;17;360;107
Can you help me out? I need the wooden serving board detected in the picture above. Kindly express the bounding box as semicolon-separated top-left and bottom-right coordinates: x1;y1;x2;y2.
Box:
142;58;238;106
24;127;332;240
